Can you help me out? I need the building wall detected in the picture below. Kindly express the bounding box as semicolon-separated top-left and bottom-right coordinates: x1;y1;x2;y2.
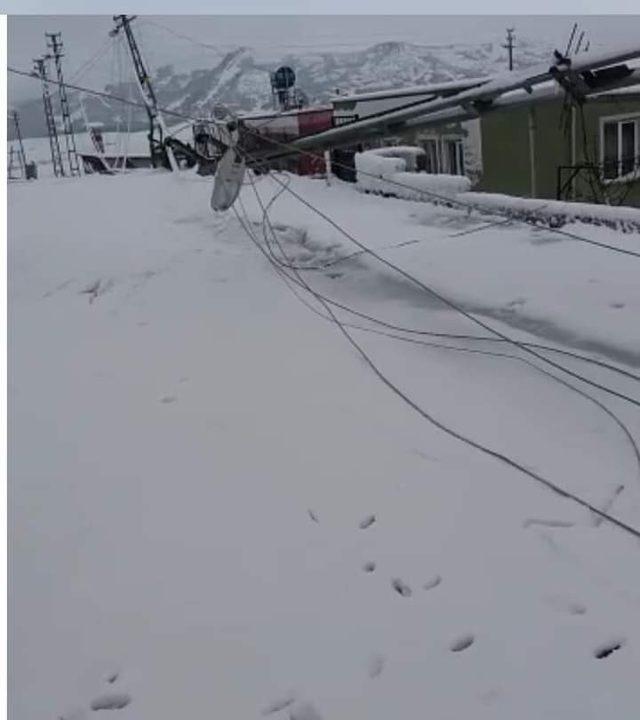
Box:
476;100;570;199
477;96;640;207
576;98;640;207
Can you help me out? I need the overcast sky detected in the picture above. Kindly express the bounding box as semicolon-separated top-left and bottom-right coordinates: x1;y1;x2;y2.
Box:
8;14;640;103
4;0;640;12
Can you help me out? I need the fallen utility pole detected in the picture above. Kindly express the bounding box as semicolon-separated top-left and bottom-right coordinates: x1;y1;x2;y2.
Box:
46;32;81;176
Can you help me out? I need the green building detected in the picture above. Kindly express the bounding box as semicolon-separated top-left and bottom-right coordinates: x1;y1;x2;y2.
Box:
476;87;640;207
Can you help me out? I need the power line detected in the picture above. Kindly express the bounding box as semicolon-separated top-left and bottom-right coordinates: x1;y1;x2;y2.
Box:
235;124;640;260
7;65;205;127
141;19;226;57
254;167;640;408
10;61;640;260
241;175;640;481
237;181;640;385
232;171;640;542
8;63;638;394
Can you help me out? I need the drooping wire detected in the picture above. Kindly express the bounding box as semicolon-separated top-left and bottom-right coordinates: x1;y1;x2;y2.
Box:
141;19;226;58
13;59;640;256
8;66;207;126
236;173;640;385
236;124;640;260
231;170;640;542
11;64;638;391
253;166;640;408
238;175;640;490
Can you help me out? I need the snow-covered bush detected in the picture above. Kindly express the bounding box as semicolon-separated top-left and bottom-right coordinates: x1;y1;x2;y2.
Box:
364;145;427;171
462;192;640;233
355;147;471;200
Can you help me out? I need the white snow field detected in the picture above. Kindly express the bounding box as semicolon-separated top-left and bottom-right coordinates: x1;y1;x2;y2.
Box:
9;168;640;720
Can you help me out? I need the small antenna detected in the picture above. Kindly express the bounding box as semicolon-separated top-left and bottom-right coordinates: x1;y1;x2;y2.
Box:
564;22;578;57
574;30;586;55
502;27;516;71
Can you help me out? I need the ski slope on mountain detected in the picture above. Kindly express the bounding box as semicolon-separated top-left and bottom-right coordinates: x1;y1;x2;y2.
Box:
8;169;640;720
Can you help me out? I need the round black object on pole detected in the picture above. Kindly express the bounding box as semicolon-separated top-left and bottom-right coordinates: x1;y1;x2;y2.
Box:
272;66;296;90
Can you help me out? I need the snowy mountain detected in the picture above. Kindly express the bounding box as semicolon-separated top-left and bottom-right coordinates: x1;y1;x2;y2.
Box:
12;38;553;138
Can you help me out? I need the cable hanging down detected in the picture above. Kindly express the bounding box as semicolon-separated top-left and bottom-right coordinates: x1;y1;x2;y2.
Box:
255;168;640;409
10;61;639;538
237;123;640;260
230;167;640;543
237;174;640;488
12;60;640;394
8;64;640;259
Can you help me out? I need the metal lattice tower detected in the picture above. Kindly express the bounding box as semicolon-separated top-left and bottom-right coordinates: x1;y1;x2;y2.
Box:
8;146;18;180
34;56;65;178
46;32;81;176
9;110;28;179
111;15;177;170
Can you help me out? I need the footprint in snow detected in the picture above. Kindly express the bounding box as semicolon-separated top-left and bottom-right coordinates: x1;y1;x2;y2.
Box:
391;578;412;597
80;279;101;303
363;561;376;573
609;302;625;309
423;574;442;591
359;514;376;530
106;673;119;684
160;395;177;404
450;634;475;653
90;692;131;711
307;509;319;523
594;637;625;659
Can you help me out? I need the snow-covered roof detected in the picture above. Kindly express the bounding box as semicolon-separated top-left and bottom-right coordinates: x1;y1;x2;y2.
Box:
238;105;332;121
367;145;427;157
330;77;490;104
591;83;640;98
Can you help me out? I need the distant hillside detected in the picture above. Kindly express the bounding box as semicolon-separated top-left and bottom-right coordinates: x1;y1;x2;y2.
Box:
11;38;555;139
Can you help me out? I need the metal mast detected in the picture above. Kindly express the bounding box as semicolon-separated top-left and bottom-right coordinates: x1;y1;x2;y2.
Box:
502;28;516;72
110;15;177;170
45;32;81;176
10;110;28;178
34;56;65;177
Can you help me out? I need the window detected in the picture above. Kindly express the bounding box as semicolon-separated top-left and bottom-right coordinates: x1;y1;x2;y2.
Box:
602;116;639;180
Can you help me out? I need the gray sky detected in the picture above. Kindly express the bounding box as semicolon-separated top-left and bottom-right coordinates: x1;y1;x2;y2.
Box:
4;1;640;11
8;14;640;103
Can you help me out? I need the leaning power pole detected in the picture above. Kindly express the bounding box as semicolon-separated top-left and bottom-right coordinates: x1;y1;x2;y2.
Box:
503;28;516;71
110;14;177;170
46;32;81;176
33;56;65;178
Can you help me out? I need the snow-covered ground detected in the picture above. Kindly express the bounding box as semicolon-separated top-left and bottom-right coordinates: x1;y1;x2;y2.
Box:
9;168;640;720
